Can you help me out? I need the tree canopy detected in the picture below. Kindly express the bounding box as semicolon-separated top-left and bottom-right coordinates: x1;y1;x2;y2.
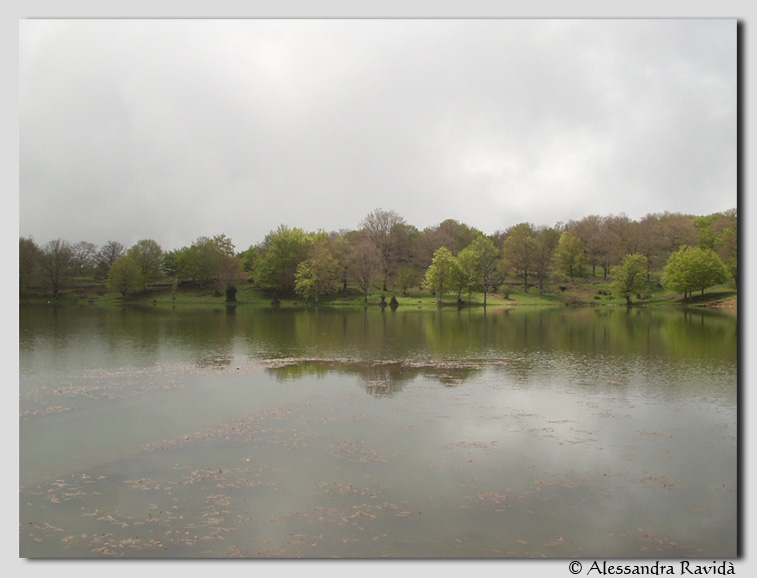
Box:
610;253;649;306
107;255;143;297
127;239;164;287
294;242;340;305
554;230;584;281
502;222;536;292
20;207;736;303
253;226;315;295
423;246;458;307
662;246;729;300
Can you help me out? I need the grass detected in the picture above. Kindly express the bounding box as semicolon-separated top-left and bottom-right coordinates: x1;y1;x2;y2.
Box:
20;276;737;312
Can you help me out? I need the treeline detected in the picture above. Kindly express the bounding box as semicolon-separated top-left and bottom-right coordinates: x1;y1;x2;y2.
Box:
19;208;737;304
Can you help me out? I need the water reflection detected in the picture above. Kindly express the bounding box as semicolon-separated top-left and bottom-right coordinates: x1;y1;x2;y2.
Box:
19;303;737;558
266;359;487;396
20;304;737;372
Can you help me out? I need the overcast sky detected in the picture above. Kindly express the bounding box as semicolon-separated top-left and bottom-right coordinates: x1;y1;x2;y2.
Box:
19;18;736;252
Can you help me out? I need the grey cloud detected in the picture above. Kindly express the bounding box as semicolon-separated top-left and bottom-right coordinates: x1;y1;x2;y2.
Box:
20;19;736;250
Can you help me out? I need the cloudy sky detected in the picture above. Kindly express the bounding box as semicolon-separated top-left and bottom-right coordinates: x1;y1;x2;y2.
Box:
19;18;736;252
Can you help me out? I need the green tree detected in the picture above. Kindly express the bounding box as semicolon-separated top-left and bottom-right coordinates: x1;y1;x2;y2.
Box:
468;236;503;307
395;264;422;297
239;244;261;274
211;233;236;257
554;230;584;281
177;236;226;286
161;248;184;278
294;242;339;305
610;253;649;306
455;235;503;303
662;246;729;300
455;244;479;303
107;255;143;297
253;225;314;295
693;213;722;250
502;222;536;292
127;239;164;287
693;210;737;283
423;246;458;307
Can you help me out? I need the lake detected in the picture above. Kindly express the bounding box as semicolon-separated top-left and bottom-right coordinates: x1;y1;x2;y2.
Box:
19;303;738;558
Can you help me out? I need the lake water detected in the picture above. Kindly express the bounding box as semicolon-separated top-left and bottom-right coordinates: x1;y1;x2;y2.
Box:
19;303;738;558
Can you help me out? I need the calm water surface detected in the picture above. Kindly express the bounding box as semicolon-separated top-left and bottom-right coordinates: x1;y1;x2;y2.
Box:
19;304;737;558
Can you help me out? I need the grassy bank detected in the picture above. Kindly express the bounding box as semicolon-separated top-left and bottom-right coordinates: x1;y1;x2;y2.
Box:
20;277;737;313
